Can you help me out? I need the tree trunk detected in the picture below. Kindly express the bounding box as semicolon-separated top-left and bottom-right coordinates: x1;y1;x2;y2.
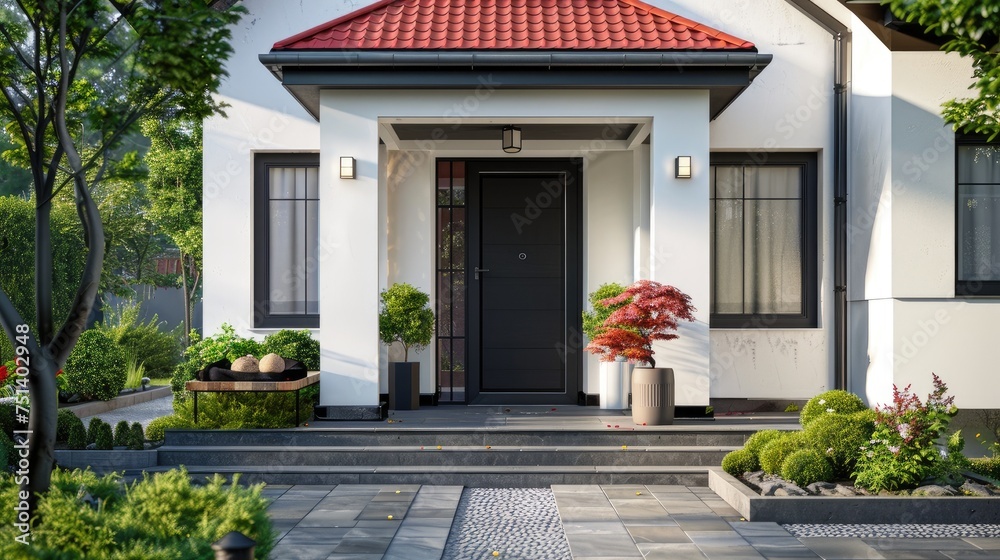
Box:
180;253;190;347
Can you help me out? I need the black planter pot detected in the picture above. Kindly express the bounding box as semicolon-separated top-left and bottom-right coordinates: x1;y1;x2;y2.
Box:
388;362;420;411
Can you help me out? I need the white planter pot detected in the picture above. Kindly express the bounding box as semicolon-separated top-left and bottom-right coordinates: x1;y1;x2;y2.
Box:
599;360;633;409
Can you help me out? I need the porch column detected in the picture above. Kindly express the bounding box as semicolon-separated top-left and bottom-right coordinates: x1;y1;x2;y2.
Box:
648;94;711;406
318;94;382;406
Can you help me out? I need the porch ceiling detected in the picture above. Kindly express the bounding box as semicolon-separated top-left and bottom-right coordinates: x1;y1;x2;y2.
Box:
391;122;637;142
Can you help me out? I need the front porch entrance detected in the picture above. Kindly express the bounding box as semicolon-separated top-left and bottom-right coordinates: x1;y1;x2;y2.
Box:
438;159;582;404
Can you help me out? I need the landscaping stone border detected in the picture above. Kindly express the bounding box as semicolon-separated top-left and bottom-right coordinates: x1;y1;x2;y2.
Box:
709;468;1000;524
63;386;171;418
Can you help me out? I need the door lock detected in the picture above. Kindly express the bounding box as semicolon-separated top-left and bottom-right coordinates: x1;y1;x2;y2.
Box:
474;266;490;280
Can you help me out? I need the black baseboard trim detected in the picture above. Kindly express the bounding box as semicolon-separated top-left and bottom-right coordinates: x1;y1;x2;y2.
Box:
577;392;601;406
379;393;439;407
313;403;387;421
676;406;714;419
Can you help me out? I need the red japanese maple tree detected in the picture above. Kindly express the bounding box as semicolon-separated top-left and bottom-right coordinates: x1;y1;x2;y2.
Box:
584;280;696;367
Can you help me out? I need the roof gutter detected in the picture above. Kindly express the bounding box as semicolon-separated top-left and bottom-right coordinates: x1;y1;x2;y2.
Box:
784;0;851;392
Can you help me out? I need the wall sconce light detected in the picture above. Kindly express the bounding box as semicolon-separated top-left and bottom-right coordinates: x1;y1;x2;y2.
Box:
502;125;522;153
675;156;692;179
340;156;356;179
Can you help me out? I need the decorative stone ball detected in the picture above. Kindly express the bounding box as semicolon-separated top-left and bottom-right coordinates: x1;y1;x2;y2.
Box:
231;355;259;373
259;353;285;373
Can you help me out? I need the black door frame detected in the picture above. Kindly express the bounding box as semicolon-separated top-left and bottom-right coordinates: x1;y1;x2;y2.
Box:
464;158;583;405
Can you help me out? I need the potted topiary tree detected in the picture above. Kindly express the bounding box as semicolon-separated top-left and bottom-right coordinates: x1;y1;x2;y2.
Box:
585;280;696;425
582;282;632;409
378;283;435;410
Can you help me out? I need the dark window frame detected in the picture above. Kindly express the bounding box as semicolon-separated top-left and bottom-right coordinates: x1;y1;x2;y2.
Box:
955;134;1000;296
709;152;818;329
253;153;320;328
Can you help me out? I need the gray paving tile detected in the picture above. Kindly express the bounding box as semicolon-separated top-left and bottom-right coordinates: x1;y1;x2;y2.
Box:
345;520;402;538
561;520;630;536
730;523;793;538
559;506;622;522
325;555;383;560
863;539;980;551
394;523;449;539
696;545;765;559
357;502;411;520
963;538;1000;550
279;527;351;546
372;491;417;502
332;537;393;555
686;530;751;548
556;492;615;507
298;509;364;528
567;532;641;557
745;537;820;559
878;551;951;559
646;485;693;493
552;484;605;493
674;515;738;532
941;552;1000;559
610;498;670;521
406;507;457;518
637;543;708;559
799;537;885;559
270;543;339;560
603;486;657;500
625;524;691;543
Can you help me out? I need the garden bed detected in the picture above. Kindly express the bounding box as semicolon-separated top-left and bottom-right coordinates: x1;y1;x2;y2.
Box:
709;468;1000;524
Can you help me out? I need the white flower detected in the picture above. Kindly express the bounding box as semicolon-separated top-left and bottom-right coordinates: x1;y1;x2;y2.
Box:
818;399;826;405
826;408;835;413
826;447;834;455
888;445;900;454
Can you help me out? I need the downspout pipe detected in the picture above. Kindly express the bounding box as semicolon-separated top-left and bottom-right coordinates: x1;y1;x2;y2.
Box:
784;0;850;391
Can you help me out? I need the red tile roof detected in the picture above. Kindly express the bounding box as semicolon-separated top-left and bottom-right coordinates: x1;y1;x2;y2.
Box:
273;0;754;51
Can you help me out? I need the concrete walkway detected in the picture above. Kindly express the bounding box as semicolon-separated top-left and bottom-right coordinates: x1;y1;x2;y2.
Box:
262;483;1000;560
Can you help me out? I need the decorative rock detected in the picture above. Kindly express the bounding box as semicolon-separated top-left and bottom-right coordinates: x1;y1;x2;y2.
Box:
960;481;997;496
805;481;862;497
774;485;809;497
231;355;259;373
259;353;284;373
913;485;957;497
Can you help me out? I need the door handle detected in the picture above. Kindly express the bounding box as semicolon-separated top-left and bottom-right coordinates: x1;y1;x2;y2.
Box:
474;266;490;280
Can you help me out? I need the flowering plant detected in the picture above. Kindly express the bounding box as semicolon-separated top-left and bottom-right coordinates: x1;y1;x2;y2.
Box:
584;280;696;367
853;373;968;492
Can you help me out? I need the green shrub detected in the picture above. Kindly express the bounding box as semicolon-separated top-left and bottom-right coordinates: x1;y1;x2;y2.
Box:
971;457;1000;480
759;431;808;474
800;390;866;426
784;403;800;413
113;420;131;447
0;468;274;559
94;421;114;450
146;415;195;442
378;283;434;361
0;431;13;469
56;409;84;443
722;448;758;477
172;391;317;429
263;329;320;370
582;282;629;340
171;324;262;393
744;429;784;457
87;418;107;445
804;410;876;478
0;402;13;438
67;422;87;450
97;299;182;379
64;329;127;401
781;448;834;487
129;422;145;450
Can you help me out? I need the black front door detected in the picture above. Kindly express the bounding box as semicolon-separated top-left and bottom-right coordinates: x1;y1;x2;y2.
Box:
466;159;582;404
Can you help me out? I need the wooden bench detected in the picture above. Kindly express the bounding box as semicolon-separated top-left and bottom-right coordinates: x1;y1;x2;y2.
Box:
185;371;320;426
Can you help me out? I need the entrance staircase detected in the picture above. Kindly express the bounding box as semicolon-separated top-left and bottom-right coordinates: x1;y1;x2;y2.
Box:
153;410;798;487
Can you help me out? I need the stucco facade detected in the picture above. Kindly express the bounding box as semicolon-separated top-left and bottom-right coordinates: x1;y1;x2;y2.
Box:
202;0;996;410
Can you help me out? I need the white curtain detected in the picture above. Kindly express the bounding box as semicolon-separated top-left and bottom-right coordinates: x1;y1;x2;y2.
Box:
713;166;801;315
958;146;1000;281
268;167;319;314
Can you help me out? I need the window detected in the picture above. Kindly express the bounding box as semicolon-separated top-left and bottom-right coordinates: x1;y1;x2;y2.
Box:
253;153;320;328
436;160;466;402
709;153;817;328
956;138;1000;295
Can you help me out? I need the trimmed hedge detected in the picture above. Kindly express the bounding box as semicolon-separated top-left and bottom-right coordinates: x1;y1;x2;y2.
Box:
263;329;319;371
146;415;194;442
56;409;84;443
803;410;876;478
781;448;834;487
759;431;808;474
800;390;866;426
970;457;1000;481
722;448;758;477
64;329;127;401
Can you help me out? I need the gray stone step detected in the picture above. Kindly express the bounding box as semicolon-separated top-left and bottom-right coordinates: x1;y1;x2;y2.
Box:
141;464;712;487
156;444;737;468
162;427;759;448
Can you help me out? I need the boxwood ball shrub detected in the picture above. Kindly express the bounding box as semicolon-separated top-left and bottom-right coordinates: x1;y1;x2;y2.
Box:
971;457;1000;480
64;329;127;401
171;324;262;393
87;417;106;445
800;389;866;427
804;409;876;478
94;421;114;450
263;329;320;370
781;448;834;487
759;431;808;474
56;409;84;443
113;420;131;447
67;422;88;450
146;414;195;442
744;429;784;458
129;422;145;450
722;448;758;477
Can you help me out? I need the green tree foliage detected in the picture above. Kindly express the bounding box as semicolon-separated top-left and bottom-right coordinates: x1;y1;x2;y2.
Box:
886;0;1000;138
0;0;242;508
0;130;29;196
581;282;629;341
378;283;435;361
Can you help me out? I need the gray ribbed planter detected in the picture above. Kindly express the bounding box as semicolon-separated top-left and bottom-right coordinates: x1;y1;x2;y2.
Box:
631;367;674;425
709;468;1000;524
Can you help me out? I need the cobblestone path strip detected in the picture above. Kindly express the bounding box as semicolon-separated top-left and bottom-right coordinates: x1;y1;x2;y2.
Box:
785;523;1000;538
442;487;573;560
